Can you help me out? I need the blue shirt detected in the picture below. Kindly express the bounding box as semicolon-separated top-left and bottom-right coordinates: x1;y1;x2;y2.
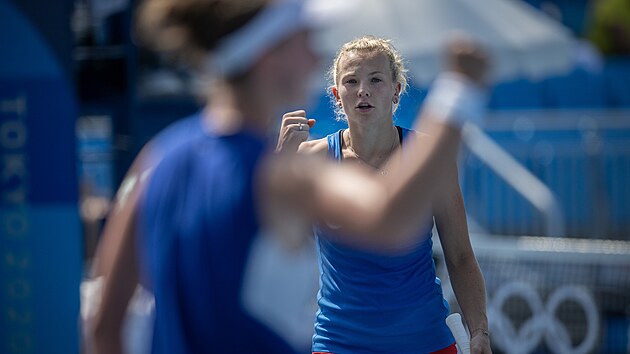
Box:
139;130;298;354
312;127;455;354
141;114;205;171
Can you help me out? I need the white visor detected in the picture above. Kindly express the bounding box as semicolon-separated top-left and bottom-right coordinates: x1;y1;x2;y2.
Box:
204;0;311;77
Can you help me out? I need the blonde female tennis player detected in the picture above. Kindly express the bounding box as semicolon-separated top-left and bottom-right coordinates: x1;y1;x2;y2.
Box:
276;37;491;354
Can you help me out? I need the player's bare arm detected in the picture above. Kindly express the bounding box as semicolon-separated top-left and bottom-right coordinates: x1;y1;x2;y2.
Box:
434;162;492;354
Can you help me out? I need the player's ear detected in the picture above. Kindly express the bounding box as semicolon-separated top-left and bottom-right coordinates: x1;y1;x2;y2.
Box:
331;86;340;102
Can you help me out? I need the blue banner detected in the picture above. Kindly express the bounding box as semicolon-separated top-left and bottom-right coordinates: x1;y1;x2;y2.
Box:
1;0;82;353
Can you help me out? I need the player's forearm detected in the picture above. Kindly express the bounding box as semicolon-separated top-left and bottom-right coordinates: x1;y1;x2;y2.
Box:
262;154;391;248
448;255;489;334
262;120;461;250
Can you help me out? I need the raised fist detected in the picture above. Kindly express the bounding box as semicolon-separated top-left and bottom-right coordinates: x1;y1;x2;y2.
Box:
276;110;316;153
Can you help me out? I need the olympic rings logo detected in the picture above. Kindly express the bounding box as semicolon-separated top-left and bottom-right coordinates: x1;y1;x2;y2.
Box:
488;282;599;354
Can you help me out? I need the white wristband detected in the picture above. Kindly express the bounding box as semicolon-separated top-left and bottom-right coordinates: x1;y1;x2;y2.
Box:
424;72;486;128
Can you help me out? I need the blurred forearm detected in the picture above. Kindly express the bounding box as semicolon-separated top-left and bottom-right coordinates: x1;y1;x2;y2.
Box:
261;116;463;251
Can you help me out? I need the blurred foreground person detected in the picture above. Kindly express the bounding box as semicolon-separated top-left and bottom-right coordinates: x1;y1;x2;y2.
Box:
276;36;491;354
88;0;490;352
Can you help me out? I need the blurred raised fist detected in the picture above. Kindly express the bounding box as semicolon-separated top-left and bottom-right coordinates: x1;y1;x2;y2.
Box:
445;35;490;86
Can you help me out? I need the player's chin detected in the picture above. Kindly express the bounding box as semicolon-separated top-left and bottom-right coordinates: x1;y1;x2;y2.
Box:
347;110;381;122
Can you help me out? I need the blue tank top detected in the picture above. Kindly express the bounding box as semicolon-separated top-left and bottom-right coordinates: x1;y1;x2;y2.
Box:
139;130;297;354
312;127;455;354
141;113;205;171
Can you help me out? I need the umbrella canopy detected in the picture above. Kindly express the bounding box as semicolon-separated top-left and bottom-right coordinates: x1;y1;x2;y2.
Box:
310;0;576;85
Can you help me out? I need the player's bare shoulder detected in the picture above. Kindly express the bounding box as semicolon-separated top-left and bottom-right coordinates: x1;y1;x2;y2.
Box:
297;138;328;157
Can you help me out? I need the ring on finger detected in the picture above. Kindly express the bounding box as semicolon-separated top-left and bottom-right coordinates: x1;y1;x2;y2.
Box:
298;123;304;131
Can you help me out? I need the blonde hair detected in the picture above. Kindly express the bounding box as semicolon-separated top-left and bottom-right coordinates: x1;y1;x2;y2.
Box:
329;36;409;120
